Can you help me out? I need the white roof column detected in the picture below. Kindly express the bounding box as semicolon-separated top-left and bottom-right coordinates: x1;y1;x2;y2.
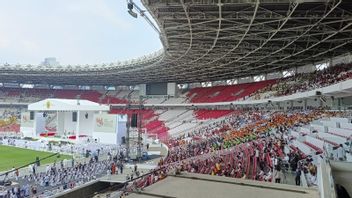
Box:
32;111;37;137
56;111;65;136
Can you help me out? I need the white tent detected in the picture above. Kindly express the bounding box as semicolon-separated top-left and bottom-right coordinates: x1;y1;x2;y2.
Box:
25;99;110;141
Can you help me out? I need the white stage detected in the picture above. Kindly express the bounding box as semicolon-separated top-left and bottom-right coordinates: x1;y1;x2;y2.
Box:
21;98;127;144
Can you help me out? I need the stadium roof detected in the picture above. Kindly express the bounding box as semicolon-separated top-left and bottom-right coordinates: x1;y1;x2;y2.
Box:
0;0;352;86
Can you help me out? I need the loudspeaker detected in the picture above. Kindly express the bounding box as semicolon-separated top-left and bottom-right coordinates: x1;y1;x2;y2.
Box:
72;112;77;122
127;2;133;10
131;113;138;128
30;111;34;120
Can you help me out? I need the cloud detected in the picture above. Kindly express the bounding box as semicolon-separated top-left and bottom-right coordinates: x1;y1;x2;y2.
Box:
0;0;161;65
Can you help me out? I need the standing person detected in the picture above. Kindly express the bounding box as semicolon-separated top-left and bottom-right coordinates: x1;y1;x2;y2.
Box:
36;157;40;166
295;167;301;186
45;165;50;174
120;163;124;174
337;144;345;161
348;135;352;154
106;169;111;180
15;169;19;181
28;164;32;174
134;163;138;173
111;163;116;175
255;148;259;163
274;168;282;183
10;167;15;179
108;152;112;161
60;160;64;169
71;157;75;167
32;164;36;175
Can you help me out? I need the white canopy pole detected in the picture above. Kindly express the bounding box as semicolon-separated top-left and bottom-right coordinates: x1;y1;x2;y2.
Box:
75;111;80;142
32;111;37;137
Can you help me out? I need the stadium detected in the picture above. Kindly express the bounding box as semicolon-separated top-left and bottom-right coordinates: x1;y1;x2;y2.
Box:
0;0;352;197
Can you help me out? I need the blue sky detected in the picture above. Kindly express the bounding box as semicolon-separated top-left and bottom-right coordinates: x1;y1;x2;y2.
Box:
0;0;162;65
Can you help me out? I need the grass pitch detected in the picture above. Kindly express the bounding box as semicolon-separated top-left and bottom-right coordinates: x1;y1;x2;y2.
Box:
0;145;71;172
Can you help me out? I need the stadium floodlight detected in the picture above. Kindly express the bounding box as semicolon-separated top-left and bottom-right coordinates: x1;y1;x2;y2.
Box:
127;1;138;18
126;0;160;34
128;9;138;18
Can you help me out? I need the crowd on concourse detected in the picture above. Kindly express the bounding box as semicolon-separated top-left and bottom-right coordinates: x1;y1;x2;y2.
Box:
0;139;127;198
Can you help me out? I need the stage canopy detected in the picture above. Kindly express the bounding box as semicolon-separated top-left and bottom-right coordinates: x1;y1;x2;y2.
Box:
28;98;110;112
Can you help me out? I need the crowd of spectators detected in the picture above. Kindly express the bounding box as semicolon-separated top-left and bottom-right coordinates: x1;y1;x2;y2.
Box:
250;63;352;100
0;109;21;120
166;110;331;164
120;110;340;196
0;109;344;197
295;157;318;186
165;112;332;180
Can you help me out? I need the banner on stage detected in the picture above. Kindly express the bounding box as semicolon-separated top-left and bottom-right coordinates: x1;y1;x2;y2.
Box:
21;112;34;127
94;114;117;133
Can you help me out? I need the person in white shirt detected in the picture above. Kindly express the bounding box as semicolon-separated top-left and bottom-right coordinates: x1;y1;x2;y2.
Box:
309;173;317;186
106;169;111;180
348;136;352;154
273;157;278;168
28;164;33;174
46;165;51;174
255;149;259;161
264;170;272;182
337;144;345;161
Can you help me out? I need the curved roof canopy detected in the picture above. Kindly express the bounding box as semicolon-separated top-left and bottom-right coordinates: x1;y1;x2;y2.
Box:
1;0;352;85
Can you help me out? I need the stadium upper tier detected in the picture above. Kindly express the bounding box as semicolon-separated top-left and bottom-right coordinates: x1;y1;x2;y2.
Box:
0;0;352;85
0;61;351;105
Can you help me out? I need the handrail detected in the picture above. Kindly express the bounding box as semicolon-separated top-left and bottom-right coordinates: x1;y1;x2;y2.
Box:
0;152;60;177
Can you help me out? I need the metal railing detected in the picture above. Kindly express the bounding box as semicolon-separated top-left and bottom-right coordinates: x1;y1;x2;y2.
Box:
0;152;60;178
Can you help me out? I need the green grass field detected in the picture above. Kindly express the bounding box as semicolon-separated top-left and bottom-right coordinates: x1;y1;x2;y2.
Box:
0;145;72;172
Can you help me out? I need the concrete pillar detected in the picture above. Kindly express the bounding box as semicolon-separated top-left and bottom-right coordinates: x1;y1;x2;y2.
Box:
338;98;342;111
